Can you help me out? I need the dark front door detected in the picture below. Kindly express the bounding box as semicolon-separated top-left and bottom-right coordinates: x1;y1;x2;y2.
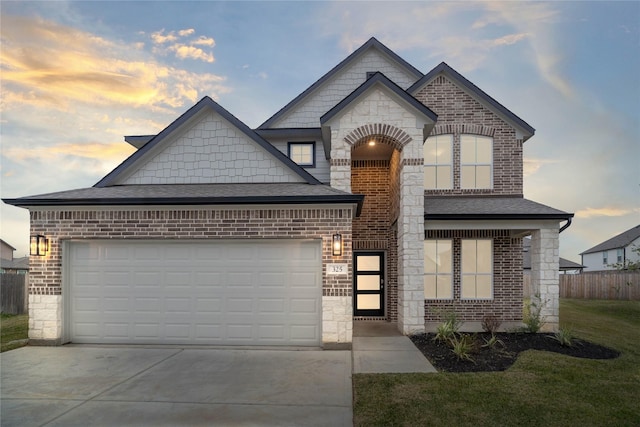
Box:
354;252;384;316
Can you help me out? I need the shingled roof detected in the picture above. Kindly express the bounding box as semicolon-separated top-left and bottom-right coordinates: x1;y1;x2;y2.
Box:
580;224;640;255
2;183;364;215
424;196;572;220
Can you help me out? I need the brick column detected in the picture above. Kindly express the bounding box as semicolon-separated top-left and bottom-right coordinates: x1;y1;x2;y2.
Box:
530;226;560;332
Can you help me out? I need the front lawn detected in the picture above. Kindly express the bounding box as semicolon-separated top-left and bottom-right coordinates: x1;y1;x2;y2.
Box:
0;313;28;352
353;299;640;426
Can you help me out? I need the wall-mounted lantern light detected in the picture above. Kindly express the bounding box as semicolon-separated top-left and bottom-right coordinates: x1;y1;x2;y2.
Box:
332;233;342;256
30;235;49;256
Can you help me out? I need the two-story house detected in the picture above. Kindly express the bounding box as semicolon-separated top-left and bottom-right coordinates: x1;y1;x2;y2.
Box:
580;225;640;271
4;38;572;346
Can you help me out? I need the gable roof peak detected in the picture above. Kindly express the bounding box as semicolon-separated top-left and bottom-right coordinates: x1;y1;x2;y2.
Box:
95;96;321;187
258;37;423;129
409;61;536;141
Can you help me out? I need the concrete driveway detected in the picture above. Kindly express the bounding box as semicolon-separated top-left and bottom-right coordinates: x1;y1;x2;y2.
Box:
1;346;352;426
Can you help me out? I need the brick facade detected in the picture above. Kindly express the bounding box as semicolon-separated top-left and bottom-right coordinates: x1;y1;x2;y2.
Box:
351;160;399;321
28;206;354;344
424;230;523;329
414;75;524;196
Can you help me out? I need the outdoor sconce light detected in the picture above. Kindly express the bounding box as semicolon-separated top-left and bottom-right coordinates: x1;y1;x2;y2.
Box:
332;233;342;256
30;235;49;256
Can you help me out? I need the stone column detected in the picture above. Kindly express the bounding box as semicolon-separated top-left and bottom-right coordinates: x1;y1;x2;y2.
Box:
530;226;560;332
397;153;425;335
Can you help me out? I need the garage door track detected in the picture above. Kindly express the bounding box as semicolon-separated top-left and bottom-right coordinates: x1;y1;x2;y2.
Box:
1;346;352;426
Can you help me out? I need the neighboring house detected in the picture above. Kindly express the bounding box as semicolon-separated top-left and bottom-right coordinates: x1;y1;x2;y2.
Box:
3;38;572;346
523;238;583;274
580;225;640;272
0;239;29;274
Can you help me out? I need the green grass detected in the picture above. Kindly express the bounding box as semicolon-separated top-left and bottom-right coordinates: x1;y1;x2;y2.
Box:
353;299;640;426
0;313;28;352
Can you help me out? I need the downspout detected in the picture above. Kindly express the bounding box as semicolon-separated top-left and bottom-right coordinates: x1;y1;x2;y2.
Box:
559;217;572;233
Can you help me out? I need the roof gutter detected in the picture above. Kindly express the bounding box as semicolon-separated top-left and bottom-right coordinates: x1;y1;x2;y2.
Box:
559;217;572;233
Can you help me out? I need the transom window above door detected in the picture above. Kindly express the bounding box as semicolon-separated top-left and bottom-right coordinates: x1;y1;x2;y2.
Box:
288;142;315;167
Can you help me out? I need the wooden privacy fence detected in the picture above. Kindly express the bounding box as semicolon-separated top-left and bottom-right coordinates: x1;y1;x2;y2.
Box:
1;273;28;314
524;271;640;301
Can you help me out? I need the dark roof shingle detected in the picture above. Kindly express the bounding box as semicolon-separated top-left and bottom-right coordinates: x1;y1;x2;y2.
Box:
580;224;640;255
424;196;572;219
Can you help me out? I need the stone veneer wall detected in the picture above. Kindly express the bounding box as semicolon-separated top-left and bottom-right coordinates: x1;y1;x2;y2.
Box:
28;207;354;344
351;160;398;321
530;227;560;332
414;75;524;196
424;230;524;329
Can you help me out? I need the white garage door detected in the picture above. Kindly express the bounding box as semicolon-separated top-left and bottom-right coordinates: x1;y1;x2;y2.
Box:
67;240;322;346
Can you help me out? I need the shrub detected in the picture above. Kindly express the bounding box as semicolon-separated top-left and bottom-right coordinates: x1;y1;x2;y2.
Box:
450;334;476;362
433;312;461;343
551;326;575;347
523;297;545;333
481;315;502;334
482;334;505;349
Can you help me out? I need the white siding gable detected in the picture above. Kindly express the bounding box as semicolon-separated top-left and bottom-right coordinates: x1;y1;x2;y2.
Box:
272;49;419;128
121;110;305;184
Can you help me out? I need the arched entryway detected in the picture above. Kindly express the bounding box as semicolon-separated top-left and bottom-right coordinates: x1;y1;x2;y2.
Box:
347;125;410;322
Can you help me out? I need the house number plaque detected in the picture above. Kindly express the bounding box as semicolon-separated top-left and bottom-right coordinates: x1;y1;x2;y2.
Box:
327;263;348;275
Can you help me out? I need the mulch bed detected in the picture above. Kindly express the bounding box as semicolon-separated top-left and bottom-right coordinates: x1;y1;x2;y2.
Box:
410;332;620;373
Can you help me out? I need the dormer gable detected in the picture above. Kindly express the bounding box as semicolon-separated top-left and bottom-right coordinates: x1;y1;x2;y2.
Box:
96;96;321;187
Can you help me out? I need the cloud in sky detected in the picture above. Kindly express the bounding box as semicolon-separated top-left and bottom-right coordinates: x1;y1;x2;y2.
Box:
575;207;640;219
1;17;227;112
150;28;215;62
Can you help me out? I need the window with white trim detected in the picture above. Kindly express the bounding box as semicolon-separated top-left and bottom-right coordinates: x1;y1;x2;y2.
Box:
288;142;315;167
461;135;493;189
603;252;608;265
424;239;453;299
424;134;453;189
617;248;623;263
461;239;493;299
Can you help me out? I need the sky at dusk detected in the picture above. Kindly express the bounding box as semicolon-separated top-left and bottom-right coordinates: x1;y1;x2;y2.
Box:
1;1;639;262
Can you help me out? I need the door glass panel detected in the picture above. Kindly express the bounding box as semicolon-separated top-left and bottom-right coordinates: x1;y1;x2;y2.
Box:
357;294;380;310
357;256;380;271
357;275;380;291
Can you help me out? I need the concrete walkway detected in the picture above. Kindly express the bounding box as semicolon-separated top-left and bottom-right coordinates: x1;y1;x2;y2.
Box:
352;321;437;374
1;346;352;427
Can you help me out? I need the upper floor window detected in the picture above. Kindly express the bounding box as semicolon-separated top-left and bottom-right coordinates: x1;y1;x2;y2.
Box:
424;134;453;189
461;135;493;189
424;239;453;299
288;142;315;167
461;239;493;299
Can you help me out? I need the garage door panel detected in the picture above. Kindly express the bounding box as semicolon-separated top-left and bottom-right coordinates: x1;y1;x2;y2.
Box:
68;240;322;346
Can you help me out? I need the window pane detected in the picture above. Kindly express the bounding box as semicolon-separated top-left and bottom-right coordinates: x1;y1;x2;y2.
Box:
476;136;492;163
424;275;436;299
289;144;313;165
424;166;436;189
424;241;437;273
439;136;452;163
439;241;452;273
476;165;491;188
436;166;452;189
436;275;452;299
460;135;475;163
357;256;380;271
357;275;380;291
476;240;492;273
357;295;380;310
423;141;438;164
461;166;474;188
476;275;492;298
461;276;475;299
461;240;477;273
